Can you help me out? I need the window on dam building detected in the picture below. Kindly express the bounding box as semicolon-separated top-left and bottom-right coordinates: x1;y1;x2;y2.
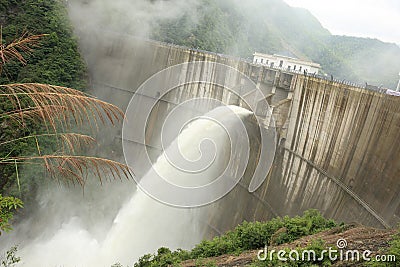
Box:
253;52;321;74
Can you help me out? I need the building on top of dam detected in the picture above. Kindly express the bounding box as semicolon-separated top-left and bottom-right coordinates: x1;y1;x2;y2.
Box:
253;52;321;74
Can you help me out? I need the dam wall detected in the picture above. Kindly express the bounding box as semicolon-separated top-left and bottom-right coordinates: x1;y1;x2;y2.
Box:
265;76;400;228
76;32;400;231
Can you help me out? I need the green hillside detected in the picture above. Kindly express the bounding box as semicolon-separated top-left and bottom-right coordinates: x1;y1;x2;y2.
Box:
0;0;86;201
0;0;86;89
151;0;400;89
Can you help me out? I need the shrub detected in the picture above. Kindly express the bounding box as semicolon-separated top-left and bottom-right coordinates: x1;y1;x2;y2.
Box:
368;228;399;266
134;210;338;266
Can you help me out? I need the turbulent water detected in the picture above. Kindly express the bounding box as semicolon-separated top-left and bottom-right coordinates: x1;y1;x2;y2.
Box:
1;106;252;267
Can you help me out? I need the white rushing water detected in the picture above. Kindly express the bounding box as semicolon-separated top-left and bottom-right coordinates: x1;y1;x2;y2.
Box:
4;106;252;267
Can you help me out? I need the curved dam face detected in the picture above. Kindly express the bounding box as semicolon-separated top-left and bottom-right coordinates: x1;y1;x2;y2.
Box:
76;31;400;233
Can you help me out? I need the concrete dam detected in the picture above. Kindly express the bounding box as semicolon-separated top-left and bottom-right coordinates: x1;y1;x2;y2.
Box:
77;32;400;234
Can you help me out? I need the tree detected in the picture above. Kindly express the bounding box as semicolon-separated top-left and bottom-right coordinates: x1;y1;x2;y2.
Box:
0;32;131;235
0;195;22;235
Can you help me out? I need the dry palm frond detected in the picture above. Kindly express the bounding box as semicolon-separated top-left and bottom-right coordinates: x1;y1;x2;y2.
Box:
57;133;96;153
0;155;132;186
0;83;125;131
0;105;67;126
0;31;133;188
0;31;45;74
0;133;96;154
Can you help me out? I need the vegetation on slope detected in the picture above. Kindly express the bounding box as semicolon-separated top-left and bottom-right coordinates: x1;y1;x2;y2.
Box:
368;230;400;267
0;32;132;240
131;212;400;267
151;0;400;89
0;0;86;89
0;195;22;235
0;0;87;203
0;0;133;236
132;210;338;267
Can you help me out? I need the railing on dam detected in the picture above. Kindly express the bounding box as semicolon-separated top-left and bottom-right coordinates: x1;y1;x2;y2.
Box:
82;29;395;96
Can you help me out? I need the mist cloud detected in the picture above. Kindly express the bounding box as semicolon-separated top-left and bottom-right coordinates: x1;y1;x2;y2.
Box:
283;0;400;44
68;0;201;37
